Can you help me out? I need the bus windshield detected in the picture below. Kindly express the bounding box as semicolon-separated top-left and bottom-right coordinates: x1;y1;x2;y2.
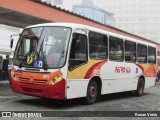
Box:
13;26;71;69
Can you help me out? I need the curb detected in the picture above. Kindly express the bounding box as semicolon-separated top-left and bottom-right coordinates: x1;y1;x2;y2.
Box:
0;81;9;84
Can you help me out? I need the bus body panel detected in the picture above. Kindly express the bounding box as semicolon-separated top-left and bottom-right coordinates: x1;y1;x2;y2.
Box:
145;77;156;88
11;77;66;99
101;79;137;94
66;80;89;99
66;59;156;99
10;65;68;100
66;59;104;99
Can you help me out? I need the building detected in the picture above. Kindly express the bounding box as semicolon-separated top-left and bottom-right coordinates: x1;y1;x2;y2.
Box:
41;0;83;11
73;0;115;26
41;0;116;26
93;0;160;43
0;24;21;50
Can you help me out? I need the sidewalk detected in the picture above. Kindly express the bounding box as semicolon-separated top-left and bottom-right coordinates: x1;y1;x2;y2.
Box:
0;80;9;84
0;80;10;90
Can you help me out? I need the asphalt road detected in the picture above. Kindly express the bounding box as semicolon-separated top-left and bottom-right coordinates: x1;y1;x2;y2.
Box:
0;81;160;119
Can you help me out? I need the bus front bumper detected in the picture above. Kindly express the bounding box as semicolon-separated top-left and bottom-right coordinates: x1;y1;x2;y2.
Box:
10;78;66;100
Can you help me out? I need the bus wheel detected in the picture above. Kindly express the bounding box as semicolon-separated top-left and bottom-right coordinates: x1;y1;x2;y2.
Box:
135;78;144;96
84;80;98;104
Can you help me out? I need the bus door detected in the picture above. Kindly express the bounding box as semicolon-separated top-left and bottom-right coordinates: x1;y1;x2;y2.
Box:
68;29;88;79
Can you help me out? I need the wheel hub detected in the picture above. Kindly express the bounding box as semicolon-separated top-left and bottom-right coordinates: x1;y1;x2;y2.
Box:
89;86;96;99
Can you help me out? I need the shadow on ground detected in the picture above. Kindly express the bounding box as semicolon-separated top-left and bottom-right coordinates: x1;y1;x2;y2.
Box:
14;91;151;109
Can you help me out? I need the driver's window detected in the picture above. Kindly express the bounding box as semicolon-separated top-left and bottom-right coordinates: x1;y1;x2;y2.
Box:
30;39;37;52
69;33;88;70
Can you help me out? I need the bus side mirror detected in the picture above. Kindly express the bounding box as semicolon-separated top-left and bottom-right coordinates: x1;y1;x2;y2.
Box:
10;33;21;49
10;39;14;49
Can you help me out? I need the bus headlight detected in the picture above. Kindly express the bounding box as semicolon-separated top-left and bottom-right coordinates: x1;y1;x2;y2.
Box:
49;72;63;85
11;70;17;81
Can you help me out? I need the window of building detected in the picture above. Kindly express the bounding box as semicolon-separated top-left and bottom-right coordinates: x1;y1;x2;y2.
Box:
148;46;156;64
89;32;108;60
125;41;136;62
137;44;147;63
109;36;124;61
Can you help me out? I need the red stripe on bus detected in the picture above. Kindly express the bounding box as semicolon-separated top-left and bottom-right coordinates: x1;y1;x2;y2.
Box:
135;64;144;73
84;60;107;79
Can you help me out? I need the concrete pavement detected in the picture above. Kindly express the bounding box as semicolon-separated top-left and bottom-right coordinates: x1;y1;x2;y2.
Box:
0;80;9;84
0;80;10;89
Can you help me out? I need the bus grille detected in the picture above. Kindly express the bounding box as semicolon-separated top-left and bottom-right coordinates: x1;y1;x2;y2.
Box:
33;79;48;85
21;87;43;93
19;77;48;85
19;77;31;83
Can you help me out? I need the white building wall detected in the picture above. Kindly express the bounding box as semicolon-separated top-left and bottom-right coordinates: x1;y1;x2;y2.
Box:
0;24;21;50
93;0;160;43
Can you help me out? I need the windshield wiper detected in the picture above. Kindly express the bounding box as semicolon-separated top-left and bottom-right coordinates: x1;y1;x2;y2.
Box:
39;37;48;70
40;52;48;70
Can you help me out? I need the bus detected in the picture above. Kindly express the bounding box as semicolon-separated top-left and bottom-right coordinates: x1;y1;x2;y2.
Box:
10;23;157;104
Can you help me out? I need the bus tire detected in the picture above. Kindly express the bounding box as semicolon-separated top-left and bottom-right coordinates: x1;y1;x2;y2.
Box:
83;80;98;104
135;78;144;96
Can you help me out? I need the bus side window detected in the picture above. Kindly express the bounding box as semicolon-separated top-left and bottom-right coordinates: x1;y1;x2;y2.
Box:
125;40;136;62
69;33;88;70
137;44;147;63
148;46;156;64
109;36;124;61
89;32;108;60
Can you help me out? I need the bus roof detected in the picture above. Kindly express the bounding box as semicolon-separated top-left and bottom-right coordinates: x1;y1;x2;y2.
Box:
26;22;156;48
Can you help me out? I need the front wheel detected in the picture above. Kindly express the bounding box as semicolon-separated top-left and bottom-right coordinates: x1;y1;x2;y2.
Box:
83;80;98;104
135;78;144;96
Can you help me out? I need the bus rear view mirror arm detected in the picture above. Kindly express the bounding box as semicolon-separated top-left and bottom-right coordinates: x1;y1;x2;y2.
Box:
10;38;14;49
10;34;21;49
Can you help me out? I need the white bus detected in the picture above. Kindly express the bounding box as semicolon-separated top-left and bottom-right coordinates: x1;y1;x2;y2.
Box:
10;23;157;104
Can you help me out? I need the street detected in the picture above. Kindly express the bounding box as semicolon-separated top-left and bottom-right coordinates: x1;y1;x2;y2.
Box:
0;81;160;119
